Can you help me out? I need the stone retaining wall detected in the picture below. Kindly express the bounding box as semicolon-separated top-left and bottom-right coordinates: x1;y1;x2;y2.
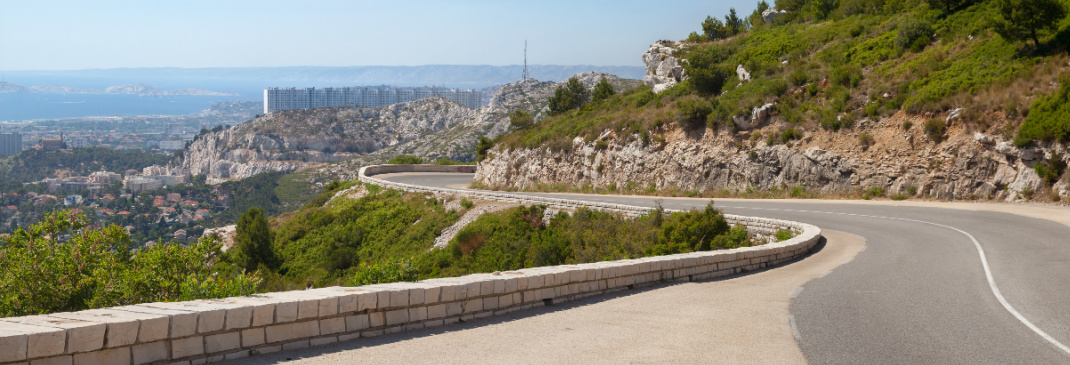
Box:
0;165;820;365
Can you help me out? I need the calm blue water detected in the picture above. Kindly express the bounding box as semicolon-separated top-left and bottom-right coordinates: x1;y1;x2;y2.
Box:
0;94;245;121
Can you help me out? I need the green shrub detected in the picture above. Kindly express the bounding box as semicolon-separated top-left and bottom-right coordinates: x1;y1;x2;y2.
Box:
789;70;809;86
830;64;863;88
790;186;806;197
902;120;913;130
548;77;590;114
907;185;918;196
1016;75;1070;146
592;77;617;102
896;19;933;52
891;194;908;200
780;128;802;144
509;110;535;129
924;119;947;141
460;199;475;209
0;211;260;317
859;132;875;148
349;260;419;286
1035;155;1067;186
387;155;424;164
676;98;713;129
684;46;734;95
774;229;795;242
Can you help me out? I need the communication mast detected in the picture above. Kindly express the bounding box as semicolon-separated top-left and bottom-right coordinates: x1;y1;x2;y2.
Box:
522;40;529;81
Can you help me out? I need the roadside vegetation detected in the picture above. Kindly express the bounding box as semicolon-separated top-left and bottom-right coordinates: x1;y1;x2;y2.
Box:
0;182;763;317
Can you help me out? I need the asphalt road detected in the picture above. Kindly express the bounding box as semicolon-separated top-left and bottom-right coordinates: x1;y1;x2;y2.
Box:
374;172;1070;364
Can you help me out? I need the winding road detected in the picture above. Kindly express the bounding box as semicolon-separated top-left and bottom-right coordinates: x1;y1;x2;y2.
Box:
232;172;1070;364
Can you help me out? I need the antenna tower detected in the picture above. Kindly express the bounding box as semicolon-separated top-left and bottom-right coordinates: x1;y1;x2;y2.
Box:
522;40;529;81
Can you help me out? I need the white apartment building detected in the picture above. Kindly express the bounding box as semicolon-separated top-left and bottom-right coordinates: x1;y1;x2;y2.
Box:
263;86;483;113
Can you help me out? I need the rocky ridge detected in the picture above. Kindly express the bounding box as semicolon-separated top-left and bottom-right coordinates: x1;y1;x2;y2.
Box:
182;96;473;183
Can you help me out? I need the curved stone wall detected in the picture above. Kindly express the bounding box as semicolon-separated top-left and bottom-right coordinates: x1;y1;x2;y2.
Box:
0;165;821;365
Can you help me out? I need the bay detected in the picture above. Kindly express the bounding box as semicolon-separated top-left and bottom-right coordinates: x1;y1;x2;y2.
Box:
0;93;247;122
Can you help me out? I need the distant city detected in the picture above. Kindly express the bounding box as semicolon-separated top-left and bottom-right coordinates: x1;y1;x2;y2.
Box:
264;85;484;113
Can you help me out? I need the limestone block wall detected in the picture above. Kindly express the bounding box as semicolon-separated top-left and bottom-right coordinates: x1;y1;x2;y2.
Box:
0;165;820;365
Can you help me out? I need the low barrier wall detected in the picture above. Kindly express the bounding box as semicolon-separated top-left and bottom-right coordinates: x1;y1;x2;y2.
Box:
0;165;820;365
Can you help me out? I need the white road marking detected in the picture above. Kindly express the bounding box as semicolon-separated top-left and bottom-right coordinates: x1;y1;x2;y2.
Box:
722;205;1070;357
790;315;802;342
817;271;832;279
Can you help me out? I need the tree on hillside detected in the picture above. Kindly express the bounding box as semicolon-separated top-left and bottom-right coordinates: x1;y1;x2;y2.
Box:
592;77;616;102
509;110;535;129
702;16;728;40
233;207;276;272
996;0;1067;48
749;1;771;28
725;8;746;35
547;77;589;114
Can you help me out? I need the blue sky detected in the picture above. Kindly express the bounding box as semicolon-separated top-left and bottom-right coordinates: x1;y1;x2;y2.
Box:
0;0;755;71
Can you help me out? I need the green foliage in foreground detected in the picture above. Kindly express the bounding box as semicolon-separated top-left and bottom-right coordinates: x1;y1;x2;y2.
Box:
1016;75;1070;146
264;186;459;290
438;203;753;275
0;211;260;318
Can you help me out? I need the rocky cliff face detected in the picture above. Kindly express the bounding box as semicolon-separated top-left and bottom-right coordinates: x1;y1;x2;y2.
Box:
475;112;1069;202
182;97;472;183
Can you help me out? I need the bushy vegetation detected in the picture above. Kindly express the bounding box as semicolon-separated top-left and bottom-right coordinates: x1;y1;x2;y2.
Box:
0;211;260;317
1016;74;1070;146
440;203;752;274
386;155;424;164
495;0;1070;152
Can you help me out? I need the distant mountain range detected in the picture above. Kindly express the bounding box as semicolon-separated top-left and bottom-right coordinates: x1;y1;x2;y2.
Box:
0;81;237;96
1;65;645;94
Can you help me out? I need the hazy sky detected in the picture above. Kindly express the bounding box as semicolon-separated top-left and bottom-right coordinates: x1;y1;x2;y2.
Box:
0;0;755;71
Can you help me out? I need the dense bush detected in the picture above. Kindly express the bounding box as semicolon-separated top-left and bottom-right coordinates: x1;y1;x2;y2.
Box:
0;211;259;317
440;203;753;275
676;98;713;129
548;77;590;114
1016;75;1070;146
895;19;933;52
387;155;424;164
592;77;617;102
685;46;734;95
924;119;947;141
509;110;535;130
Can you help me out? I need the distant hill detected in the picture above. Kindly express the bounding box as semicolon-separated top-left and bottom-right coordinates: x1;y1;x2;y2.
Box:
2;65;646;93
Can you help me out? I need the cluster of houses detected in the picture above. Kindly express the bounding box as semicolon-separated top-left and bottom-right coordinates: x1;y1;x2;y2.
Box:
40;165;191;195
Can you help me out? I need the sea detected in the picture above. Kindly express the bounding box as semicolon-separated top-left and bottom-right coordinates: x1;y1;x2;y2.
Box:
0;93;244;122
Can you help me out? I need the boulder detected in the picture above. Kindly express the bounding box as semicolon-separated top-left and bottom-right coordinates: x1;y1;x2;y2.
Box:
762;9;788;23
642;40;687;94
737;65;751;82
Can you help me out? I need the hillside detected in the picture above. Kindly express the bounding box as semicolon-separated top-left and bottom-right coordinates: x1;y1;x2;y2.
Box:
185;72;640;190
182;96;474;183
476;0;1070;202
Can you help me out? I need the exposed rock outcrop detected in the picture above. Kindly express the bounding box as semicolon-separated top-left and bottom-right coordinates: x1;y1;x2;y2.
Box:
762;9;788;23
182;97;473;183
476;112;1069;202
642;41;687;94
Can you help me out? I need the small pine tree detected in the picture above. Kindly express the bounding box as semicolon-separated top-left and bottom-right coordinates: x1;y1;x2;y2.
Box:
995;0;1067;48
591;77;616;102
547;77;589;114
234;207;276;272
